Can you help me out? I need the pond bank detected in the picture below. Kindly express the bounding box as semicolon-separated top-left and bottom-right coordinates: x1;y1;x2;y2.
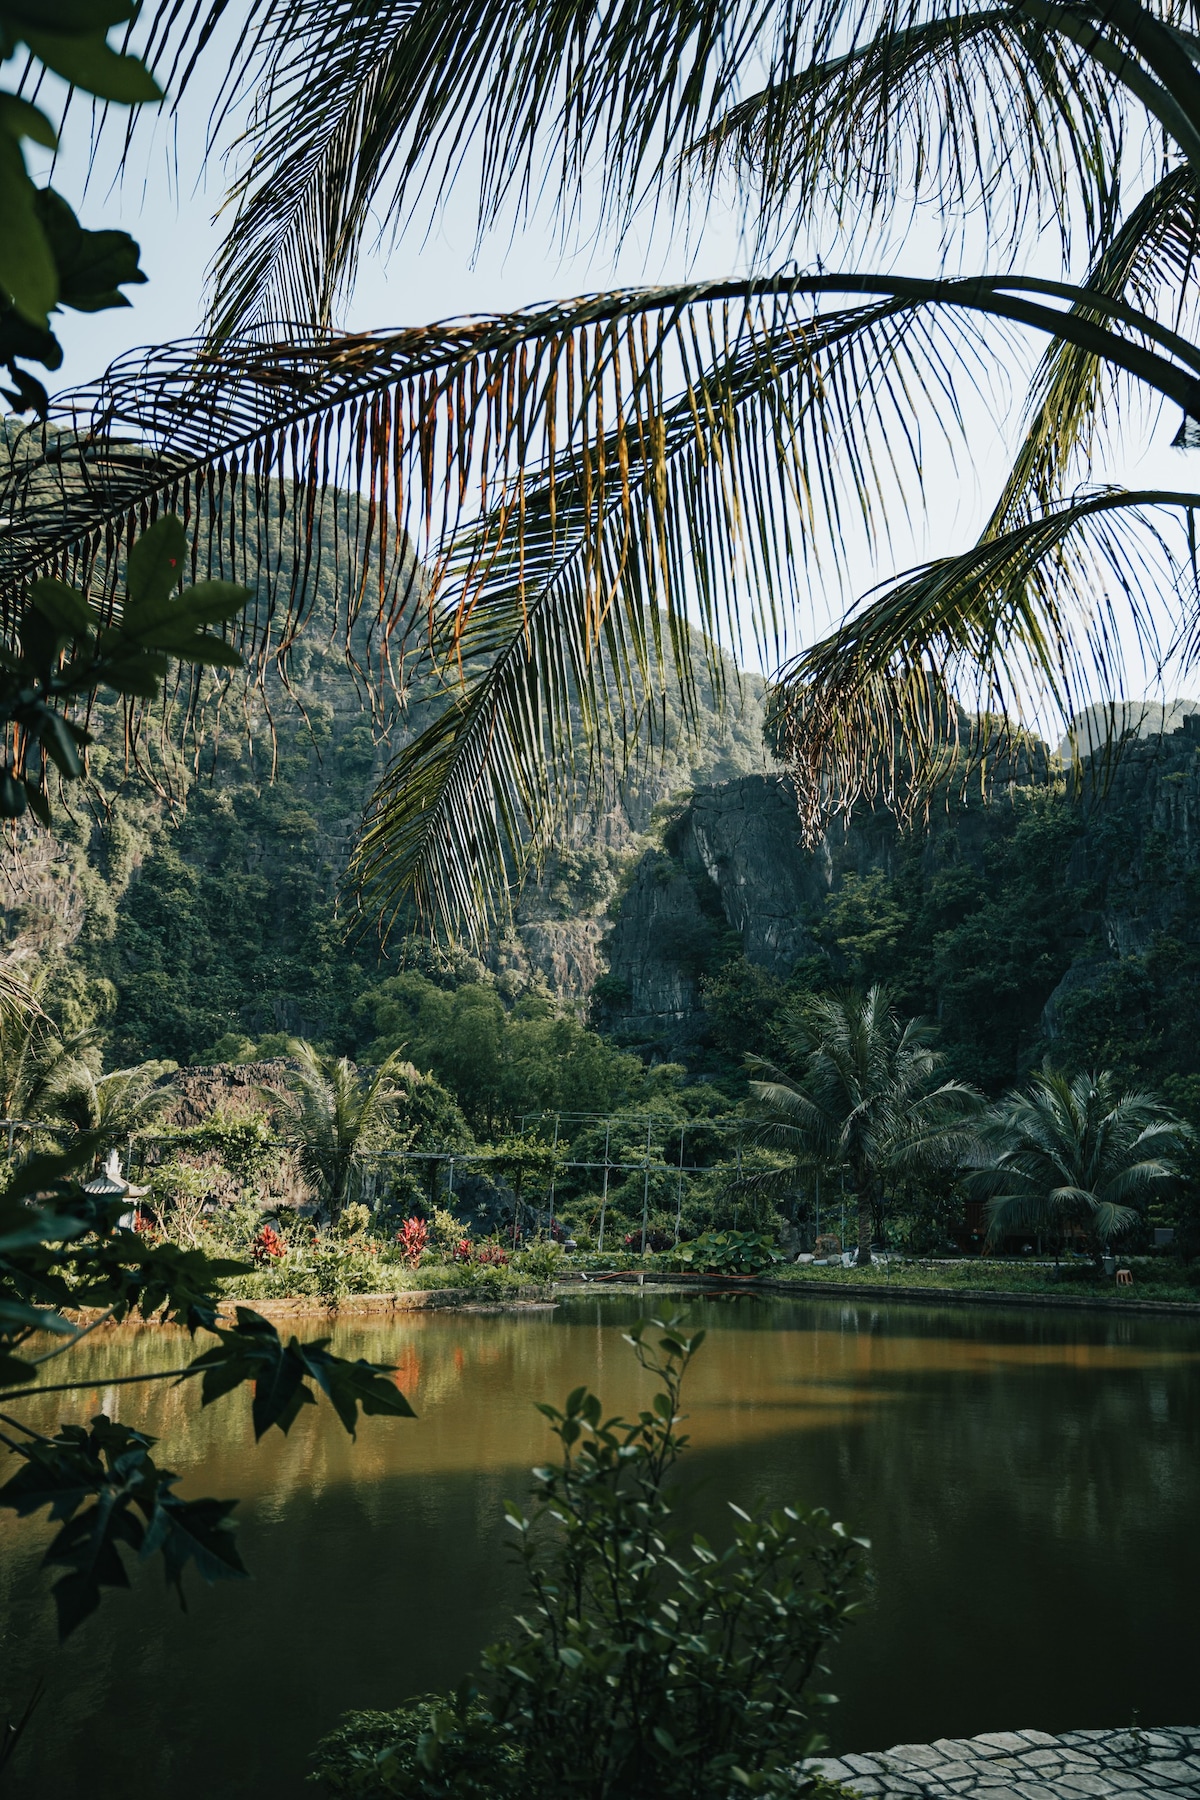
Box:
807;1725;1200;1796
556;1270;1200;1317
63;1284;555;1326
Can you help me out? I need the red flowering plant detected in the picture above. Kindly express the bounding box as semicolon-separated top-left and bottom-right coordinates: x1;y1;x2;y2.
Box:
251;1224;287;1266
474;1241;509;1267
396;1217;429;1268
452;1238;474;1263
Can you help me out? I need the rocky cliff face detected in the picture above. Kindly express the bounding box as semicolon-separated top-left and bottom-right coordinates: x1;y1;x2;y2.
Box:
597;719;1200;1057
597;771;901;1048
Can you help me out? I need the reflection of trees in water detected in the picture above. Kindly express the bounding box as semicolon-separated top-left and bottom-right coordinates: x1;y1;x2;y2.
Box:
2;1296;1197;1791
6;1300;1196;1536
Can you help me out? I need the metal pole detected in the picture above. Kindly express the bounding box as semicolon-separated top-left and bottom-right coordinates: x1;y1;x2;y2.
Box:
640;1117;652;1255
674;1125;686;1244
597;1124;610;1252
547;1114;560;1236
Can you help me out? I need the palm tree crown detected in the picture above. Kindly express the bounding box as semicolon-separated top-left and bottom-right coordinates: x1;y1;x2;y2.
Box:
40;1061;176;1172
748;985;981;1262
286;1040;419;1220
977;1067;1191;1254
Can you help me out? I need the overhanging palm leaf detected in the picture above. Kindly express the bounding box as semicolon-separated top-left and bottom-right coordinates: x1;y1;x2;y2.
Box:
987;166;1200;534
695;9;1122;257
0;277;1004;733
770;486;1200;834
3;260;1199;929
165;0;1141;339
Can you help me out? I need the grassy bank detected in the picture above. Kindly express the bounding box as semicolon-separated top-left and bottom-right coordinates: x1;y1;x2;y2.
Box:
772;1256;1200;1306
553;1254;1200;1309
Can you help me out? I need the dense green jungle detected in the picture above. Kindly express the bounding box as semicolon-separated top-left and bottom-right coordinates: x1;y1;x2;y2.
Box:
5;547;1200;1255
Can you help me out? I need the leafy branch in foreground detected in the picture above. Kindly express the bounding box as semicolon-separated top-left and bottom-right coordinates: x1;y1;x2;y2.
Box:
0;1134;416;1636
313;1316;867;1799
0;510;248;824
0;0;157;413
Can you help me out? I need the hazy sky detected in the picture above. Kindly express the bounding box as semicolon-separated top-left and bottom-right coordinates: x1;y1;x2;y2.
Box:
29;44;1200;706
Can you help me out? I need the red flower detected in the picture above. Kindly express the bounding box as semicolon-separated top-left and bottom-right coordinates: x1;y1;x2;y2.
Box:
252;1224;286;1265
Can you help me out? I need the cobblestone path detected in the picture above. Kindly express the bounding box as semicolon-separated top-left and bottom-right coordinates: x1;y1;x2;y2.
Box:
806;1727;1200;1797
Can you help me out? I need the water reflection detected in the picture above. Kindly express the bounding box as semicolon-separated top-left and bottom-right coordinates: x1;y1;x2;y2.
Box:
1;1294;1196;1799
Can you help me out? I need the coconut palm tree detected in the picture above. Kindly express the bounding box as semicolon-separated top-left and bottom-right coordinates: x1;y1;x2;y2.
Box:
7;0;1200;936
40;1061;177;1173
285;1040;419;1221
747;986;981;1262
977;1068;1191;1256
0;969;95;1129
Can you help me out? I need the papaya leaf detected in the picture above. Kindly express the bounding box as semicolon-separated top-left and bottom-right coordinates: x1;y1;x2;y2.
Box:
0;132;56;324
124;514;187;611
23;29;161;104
29;576;91;637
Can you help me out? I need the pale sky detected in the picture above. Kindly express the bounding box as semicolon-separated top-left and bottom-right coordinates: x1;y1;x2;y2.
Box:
28;42;1200;718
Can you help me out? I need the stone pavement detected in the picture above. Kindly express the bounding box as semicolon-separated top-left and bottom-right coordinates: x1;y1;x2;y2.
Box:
805;1726;1200;1797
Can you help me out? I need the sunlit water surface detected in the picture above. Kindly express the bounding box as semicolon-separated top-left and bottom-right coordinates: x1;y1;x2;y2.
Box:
1;1292;1197;1797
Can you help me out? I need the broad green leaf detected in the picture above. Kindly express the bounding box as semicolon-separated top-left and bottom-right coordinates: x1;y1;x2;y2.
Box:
29;576;91;636
125;515;187;610
23;30;162;104
0;132;55;324
0;95;56;151
34;190;145;313
300;1348;417;1436
174;580;251;625
135;619;241;663
96;652;169;698
0;1296;73;1333
22;780;51;827
0;770;26;817
38;711;85;778
141;1492;248;1593
5;0;135;30
4;1134;103;1202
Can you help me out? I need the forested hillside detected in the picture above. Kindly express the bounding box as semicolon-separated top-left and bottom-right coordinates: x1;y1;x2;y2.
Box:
599;718;1200;1123
0;543;767;1069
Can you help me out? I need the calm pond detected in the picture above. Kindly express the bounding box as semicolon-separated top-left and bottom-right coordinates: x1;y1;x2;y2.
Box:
1;1291;1197;1796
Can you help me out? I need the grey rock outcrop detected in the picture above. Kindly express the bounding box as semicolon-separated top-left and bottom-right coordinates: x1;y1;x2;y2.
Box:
599;715;1200;1057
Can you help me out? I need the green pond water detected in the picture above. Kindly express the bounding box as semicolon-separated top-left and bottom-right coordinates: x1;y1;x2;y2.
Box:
1;1291;1197;1797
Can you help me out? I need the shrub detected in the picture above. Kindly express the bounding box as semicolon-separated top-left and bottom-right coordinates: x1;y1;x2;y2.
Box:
671;1229;786;1276
338;1202;374;1240
313;1317;867;1798
396;1218;429;1268
512;1239;563;1282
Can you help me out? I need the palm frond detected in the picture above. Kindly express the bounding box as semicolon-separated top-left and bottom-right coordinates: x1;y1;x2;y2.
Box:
342;281;1020;935
7;268;1198;928
769;486;1200;838
166;0;1150;335
990;166;1200;531
694;10;1123;259
203;0;424;340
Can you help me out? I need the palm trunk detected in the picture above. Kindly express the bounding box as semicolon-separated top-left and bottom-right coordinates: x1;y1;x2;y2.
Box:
856;1191;873;1265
